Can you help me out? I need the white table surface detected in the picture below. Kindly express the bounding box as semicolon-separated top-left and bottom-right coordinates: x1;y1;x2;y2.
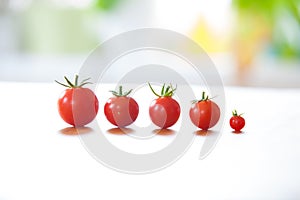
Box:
0;81;300;200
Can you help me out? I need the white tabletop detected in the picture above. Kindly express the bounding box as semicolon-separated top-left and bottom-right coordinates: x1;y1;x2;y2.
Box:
0;82;300;200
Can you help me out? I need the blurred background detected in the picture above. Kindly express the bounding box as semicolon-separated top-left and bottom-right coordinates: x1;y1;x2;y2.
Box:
0;0;300;87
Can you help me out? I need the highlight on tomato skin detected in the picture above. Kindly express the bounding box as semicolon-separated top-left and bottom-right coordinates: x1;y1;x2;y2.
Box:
55;75;99;127
104;86;139;128
148;83;181;129
189;91;220;130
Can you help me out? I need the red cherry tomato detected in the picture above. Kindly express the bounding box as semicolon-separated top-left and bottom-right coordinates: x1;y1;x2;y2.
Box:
104;86;139;128
189;92;220;130
56;75;99;127
230;110;245;132
148;83;180;129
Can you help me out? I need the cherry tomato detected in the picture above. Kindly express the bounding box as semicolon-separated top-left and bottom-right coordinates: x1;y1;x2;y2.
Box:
148;83;180;129
56;75;99;127
230;110;245;132
189;92;220;130
104;86;139;127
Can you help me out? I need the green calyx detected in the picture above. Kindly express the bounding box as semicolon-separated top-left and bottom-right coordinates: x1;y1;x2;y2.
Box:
55;75;92;88
191;91;212;104
232;109;244;116
110;86;132;97
148;82;177;97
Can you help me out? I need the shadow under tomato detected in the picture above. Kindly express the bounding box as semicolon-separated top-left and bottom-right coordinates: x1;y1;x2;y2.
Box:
194;130;215;136
232;130;244;134
153;129;176;136
107;127;134;135
59;126;93;136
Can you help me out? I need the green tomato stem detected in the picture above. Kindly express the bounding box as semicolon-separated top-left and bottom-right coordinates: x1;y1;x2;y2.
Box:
109;85;132;97
55;75;92;88
191;91;213;104
148;82;176;97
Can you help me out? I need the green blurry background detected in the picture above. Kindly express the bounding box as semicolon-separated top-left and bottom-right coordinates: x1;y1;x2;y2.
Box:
0;0;300;86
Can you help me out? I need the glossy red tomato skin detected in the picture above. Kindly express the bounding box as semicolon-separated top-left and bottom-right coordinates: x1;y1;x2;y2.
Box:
149;97;180;129
104;97;139;127
58;88;99;127
230;116;245;131
189;100;220;130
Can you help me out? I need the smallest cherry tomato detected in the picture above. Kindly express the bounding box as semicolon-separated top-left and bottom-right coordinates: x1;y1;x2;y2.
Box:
230;110;245;132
